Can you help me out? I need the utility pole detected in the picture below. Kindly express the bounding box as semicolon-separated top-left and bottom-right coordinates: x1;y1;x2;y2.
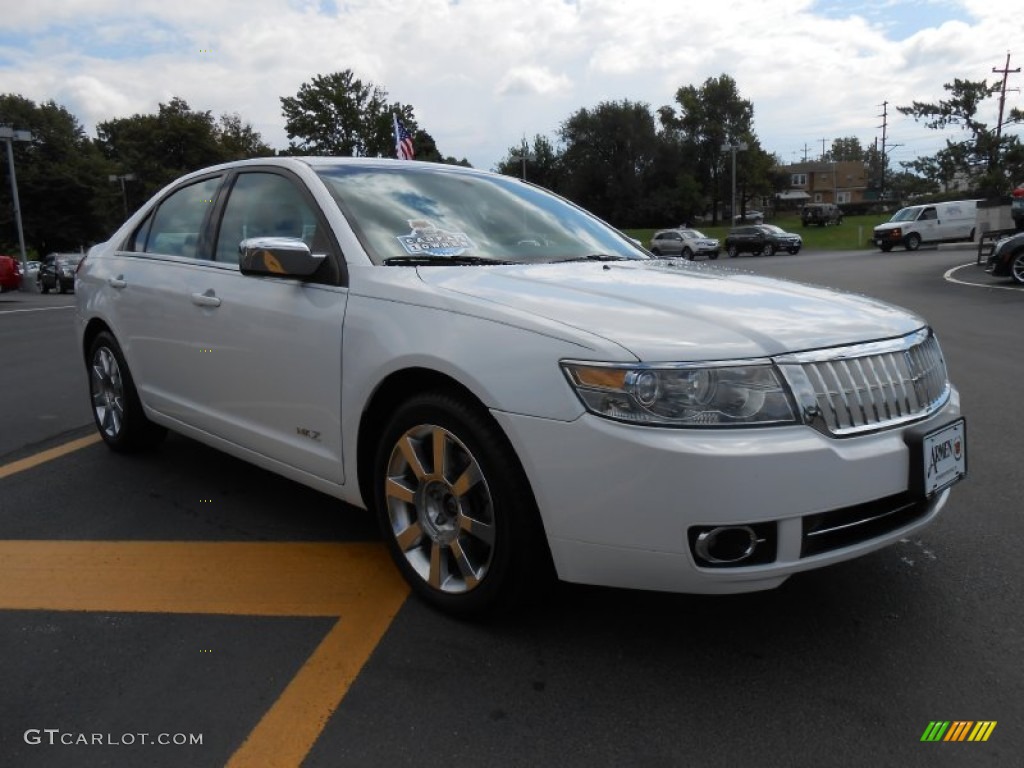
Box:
991;51;1015;148
819;138;829;161
880;103;888;202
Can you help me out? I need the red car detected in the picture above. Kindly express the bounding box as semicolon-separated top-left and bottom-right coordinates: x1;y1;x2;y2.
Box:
0;254;23;292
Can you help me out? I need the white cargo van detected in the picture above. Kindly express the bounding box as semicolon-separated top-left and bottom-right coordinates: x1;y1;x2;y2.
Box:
872;200;980;251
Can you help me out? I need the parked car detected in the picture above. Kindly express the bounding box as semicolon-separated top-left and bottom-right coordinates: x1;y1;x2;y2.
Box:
0;254;23;292
801;203;843;227
38;252;83;293
76;157;964;616
648;228;720;260
986;231;1024;284
725;224;802;256
733;210;764;224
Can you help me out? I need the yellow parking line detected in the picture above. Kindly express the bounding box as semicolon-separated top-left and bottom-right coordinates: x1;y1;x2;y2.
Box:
0;540;409;764
0;433;101;480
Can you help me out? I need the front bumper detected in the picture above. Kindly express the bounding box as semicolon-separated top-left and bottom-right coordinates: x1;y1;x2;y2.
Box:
492;391;960;594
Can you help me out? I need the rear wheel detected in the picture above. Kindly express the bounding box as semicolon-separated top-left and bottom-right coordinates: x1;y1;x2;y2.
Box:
88;331;167;452
682;247;694;260
374;391;550;616
905;233;921;251
879;243;894;252
762;243;776;256
727;244;739;258
650;247;662;256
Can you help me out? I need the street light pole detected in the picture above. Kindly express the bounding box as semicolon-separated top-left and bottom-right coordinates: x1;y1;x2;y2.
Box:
1;125;34;292
720;141;748;223
108;173;136;218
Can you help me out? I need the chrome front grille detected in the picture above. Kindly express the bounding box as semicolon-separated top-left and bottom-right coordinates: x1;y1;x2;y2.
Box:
777;329;950;436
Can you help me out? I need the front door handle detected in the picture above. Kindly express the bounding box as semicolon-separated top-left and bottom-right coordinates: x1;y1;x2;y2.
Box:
191;290;221;308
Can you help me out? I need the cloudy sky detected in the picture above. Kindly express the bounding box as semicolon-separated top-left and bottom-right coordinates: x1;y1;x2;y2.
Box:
0;0;1021;171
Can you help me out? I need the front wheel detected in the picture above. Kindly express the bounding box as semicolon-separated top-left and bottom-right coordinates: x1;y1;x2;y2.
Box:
1011;250;1024;285
879;243;894;252
905;233;921;251
682;247;694;260
88;331;167;452
374;392;549;616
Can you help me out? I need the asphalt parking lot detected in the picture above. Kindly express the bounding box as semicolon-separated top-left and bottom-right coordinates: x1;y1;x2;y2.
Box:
1;249;1022;767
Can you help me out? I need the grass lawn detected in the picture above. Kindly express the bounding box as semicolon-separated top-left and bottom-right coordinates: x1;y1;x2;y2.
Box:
625;214;895;251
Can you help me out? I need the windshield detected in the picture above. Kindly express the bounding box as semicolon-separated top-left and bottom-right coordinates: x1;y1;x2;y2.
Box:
890;207;920;222
316;166;648;265
760;225;787;234
681;229;708;239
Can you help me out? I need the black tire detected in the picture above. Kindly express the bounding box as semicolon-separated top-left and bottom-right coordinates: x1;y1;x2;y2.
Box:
762;243;776;256
40;281;49;294
374;391;550;617
789;248;801;255
727;244;739;258
650;248;662;257
709;253;719;260
1010;250;1024;285
87;331;167;453
880;243;894;252
905;233;921;251
682;247;694;260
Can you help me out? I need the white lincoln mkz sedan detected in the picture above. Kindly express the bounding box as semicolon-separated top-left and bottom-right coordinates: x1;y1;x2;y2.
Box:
76;157;966;615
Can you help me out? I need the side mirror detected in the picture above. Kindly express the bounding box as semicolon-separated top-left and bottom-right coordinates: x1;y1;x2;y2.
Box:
238;237;325;278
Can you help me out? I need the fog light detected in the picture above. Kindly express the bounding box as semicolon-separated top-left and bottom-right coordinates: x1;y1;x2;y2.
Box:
689;522;777;568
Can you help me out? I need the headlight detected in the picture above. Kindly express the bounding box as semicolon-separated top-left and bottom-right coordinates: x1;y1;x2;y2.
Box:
561;361;798;427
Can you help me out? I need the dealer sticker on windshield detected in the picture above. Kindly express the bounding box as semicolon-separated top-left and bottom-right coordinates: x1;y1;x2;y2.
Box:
396;219;475;257
921;419;966;496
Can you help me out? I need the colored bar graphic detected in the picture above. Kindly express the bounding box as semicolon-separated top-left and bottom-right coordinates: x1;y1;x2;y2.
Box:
921;720;996;742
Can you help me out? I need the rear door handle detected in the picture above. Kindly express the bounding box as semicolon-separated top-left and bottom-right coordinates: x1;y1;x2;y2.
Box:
191;290;221;308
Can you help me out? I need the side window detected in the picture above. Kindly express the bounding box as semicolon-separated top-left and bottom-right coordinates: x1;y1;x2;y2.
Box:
214;172;325;265
921;207;937;221
141;177;222;258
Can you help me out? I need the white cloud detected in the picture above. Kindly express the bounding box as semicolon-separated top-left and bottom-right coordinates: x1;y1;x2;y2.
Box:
497;66;572;96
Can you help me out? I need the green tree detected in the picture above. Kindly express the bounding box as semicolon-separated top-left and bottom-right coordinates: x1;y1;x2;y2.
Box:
97;97;269;205
898;78;1024;196
557;100;664;225
0;94;116;255
828;137;865;162
217;113;274;160
495;135;563;190
660;74;758;223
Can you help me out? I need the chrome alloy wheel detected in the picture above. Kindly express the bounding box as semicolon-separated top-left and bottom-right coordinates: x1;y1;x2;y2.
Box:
90;346;125;439
383;424;495;594
1012;251;1024;285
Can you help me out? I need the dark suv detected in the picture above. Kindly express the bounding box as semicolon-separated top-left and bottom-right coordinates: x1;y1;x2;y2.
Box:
801;203;843;227
38;252;82;294
724;225;802;257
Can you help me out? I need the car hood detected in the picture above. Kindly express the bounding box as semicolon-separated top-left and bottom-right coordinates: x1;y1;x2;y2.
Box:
418;260;922;361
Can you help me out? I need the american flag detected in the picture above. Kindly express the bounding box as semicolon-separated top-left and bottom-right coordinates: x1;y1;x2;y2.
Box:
393;114;415;160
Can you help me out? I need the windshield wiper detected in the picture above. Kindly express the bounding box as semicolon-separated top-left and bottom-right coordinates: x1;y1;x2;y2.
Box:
383;255;515;266
551;253;638;263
